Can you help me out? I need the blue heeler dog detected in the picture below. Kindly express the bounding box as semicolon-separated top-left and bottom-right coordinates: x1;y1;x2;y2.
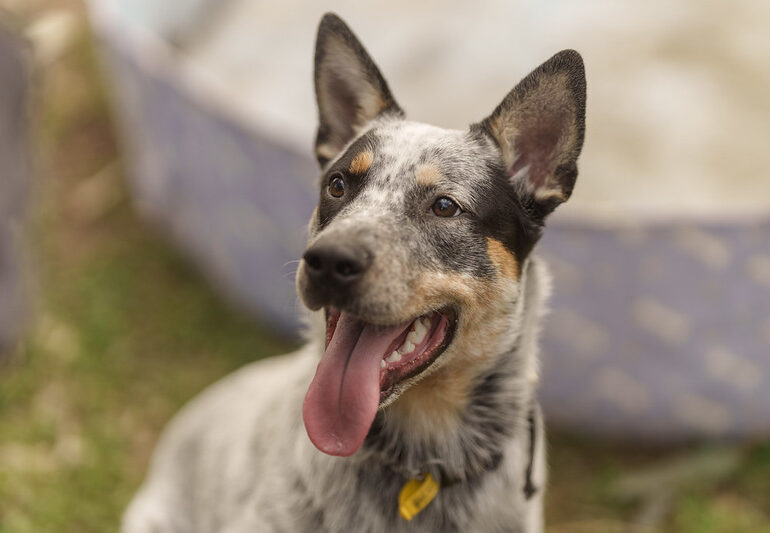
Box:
123;12;586;533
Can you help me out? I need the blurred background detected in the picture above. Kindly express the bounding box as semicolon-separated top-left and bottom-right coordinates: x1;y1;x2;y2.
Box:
1;0;768;531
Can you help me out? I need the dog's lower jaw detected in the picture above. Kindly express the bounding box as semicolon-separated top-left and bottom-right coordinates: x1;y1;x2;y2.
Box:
381;354;482;441
377;308;522;445
365;336;531;465
362;258;548;483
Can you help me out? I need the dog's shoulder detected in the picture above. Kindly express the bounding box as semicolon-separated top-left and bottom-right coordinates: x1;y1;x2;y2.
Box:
122;346;318;532
163;346;315;447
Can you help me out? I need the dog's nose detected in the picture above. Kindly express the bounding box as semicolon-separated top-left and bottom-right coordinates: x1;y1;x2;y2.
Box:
303;243;371;286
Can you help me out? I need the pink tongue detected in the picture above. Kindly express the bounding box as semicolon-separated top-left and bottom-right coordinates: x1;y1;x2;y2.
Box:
303;312;410;456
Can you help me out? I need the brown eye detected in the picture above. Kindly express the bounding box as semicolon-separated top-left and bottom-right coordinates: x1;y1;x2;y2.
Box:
431;196;461;217
328;173;345;198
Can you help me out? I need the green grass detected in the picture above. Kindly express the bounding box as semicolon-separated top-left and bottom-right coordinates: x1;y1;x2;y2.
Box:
0;217;290;531
0;10;769;532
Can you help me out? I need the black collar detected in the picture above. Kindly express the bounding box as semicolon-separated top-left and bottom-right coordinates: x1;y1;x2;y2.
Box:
374;407;537;499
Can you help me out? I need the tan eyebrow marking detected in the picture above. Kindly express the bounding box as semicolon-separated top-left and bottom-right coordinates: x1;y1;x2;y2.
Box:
349;150;374;174
486;237;520;280
414;163;441;186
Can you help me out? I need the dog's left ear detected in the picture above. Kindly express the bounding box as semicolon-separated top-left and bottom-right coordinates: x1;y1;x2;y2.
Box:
479;50;586;218
313;13;403;166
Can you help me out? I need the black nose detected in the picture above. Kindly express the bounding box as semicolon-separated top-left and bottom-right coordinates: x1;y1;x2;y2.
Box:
303;243;372;286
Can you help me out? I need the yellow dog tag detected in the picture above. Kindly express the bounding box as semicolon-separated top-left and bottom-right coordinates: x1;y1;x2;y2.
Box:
398;473;439;521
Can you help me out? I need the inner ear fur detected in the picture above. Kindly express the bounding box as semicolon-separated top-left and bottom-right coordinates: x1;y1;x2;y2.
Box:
314;13;403;166
480;50;586;218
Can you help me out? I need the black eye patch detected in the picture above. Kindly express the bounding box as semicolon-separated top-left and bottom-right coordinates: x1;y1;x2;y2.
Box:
315;134;379;229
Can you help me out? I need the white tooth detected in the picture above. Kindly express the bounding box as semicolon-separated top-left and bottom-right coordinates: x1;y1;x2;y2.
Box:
399;341;415;354
386;351;401;363
406;330;420;343
414;323;427;342
420;316;431;330
381;360;386;369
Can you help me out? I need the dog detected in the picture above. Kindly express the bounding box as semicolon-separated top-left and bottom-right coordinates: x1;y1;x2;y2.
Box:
122;13;586;533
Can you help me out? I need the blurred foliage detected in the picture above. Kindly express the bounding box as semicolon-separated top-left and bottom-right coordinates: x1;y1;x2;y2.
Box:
0;3;768;532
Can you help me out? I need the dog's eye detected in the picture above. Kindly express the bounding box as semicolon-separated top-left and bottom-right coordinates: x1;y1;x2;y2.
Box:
328;173;345;198
431;196;461;217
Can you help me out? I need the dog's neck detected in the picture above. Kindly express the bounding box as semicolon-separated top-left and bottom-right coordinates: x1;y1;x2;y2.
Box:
360;258;546;485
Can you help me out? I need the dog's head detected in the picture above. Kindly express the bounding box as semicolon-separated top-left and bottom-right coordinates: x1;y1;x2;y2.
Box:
298;13;586;456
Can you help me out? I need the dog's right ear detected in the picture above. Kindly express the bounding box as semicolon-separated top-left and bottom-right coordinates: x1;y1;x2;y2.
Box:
313;13;402;167
479;50;586;219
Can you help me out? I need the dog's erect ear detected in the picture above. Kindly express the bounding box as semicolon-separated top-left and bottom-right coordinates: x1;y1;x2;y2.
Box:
314;13;402;166
480;50;586;218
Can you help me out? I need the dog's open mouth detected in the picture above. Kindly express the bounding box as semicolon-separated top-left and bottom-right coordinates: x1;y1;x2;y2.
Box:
326;307;457;401
303;307;457;457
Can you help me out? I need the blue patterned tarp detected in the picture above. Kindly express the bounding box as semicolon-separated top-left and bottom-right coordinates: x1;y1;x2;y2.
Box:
539;221;770;440
98;28;317;334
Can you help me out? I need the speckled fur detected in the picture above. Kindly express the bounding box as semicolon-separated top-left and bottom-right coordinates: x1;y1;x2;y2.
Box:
123;13;585;533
